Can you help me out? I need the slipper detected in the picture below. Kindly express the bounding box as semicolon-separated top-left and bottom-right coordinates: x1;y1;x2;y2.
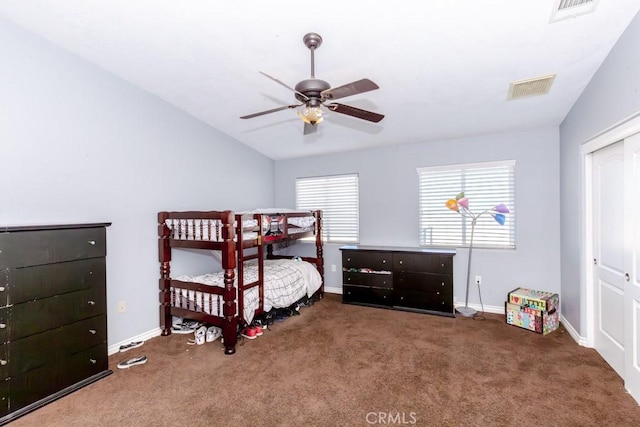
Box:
195;326;207;345
206;326;222;343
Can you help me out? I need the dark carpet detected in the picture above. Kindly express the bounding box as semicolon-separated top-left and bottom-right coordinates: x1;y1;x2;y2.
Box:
10;294;640;426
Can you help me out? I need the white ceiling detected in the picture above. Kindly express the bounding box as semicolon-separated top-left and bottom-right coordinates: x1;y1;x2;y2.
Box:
1;1;639;160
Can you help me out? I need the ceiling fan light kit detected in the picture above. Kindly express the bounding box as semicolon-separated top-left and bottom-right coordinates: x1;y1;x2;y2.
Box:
240;32;384;134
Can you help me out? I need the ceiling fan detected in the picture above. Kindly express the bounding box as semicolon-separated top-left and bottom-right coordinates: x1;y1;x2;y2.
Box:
240;32;384;135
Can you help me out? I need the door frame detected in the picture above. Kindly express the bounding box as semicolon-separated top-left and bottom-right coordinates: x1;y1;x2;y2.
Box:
582;110;640;347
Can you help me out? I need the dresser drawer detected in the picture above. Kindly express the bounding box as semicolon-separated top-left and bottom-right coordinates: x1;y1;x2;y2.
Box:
56;343;108;391
394;272;452;292
343;271;393;289
0;287;106;342
343;285;392;306
0;227;106;269
393;253;452;274
0;363;57;417
342;251;392;271
57;315;107;355
0;314;106;380
394;289;453;312
0;329;54;379
1;258;105;307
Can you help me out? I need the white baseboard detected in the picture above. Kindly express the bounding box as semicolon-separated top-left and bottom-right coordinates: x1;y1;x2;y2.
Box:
454;302;504;315
324;285;342;295
560;314;588;346
108;327;163;356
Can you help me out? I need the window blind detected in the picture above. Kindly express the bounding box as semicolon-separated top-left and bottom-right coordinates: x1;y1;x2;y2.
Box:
417;161;516;249
296;173;359;243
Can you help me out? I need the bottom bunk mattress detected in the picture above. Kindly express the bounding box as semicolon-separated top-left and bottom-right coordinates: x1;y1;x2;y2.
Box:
173;258;322;324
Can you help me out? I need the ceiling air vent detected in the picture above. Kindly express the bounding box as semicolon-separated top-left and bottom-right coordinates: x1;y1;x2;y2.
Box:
550;0;599;23
507;74;556;100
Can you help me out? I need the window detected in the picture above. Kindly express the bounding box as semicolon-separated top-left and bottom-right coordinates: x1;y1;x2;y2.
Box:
418;161;515;249
296;173;359;243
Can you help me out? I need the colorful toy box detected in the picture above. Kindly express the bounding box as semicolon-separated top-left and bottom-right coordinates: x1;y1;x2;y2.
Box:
505;287;559;335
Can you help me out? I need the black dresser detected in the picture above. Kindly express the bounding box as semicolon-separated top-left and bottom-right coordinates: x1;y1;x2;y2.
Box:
340;245;455;317
0;223;112;424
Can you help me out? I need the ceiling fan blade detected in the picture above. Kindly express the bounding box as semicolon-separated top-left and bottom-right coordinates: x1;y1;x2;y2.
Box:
303;122;318;135
259;71;309;101
326;103;384;123
322;79;379;101
240;104;300;119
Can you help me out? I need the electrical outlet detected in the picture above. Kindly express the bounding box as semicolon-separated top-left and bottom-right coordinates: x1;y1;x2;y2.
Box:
331;264;337;272
117;301;126;314
475;275;482;285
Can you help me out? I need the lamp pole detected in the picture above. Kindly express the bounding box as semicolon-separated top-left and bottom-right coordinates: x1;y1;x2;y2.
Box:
457;216;478;318
445;193;508;319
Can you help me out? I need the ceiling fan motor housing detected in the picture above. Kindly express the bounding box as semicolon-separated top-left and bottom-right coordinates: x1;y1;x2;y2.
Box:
294;78;331;103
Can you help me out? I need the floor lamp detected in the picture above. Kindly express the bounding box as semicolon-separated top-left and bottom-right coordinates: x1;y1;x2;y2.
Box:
445;192;509;318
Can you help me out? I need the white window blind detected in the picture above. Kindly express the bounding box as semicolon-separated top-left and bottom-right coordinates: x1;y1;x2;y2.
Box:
418;161;516;249
296;174;359;243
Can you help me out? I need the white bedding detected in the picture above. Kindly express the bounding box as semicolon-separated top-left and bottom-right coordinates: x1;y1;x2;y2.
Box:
172;258;322;324
241;209;316;230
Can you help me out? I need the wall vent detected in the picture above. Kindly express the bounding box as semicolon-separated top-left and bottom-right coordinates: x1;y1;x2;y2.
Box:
507;74;556;100
550;0;599;22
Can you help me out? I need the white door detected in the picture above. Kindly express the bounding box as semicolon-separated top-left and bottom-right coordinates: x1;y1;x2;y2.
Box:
624;133;640;402
592;140;625;377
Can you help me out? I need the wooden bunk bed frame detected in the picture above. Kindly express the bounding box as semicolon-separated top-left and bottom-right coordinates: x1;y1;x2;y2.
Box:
158;210;323;355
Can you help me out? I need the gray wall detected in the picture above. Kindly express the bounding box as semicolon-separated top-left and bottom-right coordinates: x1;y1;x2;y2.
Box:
560;11;640;335
275;128;561;309
0;17;274;346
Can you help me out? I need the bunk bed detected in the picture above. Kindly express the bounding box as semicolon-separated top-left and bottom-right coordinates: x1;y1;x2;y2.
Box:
158;209;323;355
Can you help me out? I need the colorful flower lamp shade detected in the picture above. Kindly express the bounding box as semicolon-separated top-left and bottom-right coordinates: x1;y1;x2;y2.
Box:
445;192;509;318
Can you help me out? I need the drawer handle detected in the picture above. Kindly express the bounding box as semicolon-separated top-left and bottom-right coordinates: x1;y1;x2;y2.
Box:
88;240;96;245
399;260;403;265
382;260;386;264
400;296;404;300
0;360;6;366
0;287;5;292
347;277;351;281
347;257;351;262
88;300;96;306
89;329;97;335
0;323;5;329
89;358;97;364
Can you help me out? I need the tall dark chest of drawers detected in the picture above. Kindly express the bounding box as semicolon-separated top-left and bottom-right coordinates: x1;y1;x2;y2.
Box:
0;223;112;424
340;245;456;317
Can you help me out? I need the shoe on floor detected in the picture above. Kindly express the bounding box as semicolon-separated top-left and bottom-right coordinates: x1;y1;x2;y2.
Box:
240;325;258;340
117;355;147;369
195;326;207;345
206;326;222;343
119;341;144;353
252;323;263;336
172;324;197;334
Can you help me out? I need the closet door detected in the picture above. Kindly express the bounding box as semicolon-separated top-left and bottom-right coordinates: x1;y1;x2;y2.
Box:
624;133;640;402
592;140;625;377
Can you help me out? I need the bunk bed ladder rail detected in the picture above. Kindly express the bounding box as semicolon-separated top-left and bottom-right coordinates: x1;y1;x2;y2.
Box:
235;213;265;324
158;212;172;336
